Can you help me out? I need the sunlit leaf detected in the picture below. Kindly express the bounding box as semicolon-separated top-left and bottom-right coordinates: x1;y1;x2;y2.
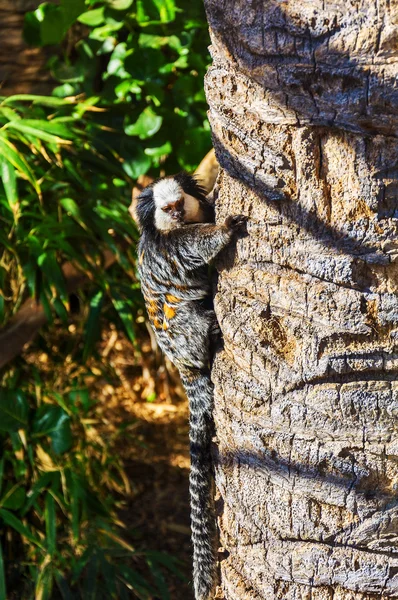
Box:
0;156;18;208
6;120;73;145
106;0;133;9
78;7;105;26
1;94;74;107
0;132;39;195
124;107;162;139
144;141;172;158
35;558;54;600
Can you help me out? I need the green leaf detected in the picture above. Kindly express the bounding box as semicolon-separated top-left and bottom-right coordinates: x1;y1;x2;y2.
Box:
0;542;6;600
106;0;133;9
45;492;56;556
144;551;185;580
83;290;104;362
0;483;26;511
60;198;89;230
1;94;74;107
122;147;151;179
146;557;169;600
0;132;39;195
24;3;65;47
115;80;141;100
116;565;153;598
23;10;43;46
22;472;59;517
83;553;99;600
0;157;18;208
124;108;162;140
144;141;172;158
55;572;74;600
33;406;72;454
0;391;29;432
78;7;105;26
0;509;45;549
38;251;68;300
40;5;66;45
36;561;54;600
111;292;135;344
60;0;86;29
6;120;73;144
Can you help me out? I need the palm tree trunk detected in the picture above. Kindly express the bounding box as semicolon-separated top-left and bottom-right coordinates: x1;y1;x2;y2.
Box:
204;1;398;598
0;1;53;96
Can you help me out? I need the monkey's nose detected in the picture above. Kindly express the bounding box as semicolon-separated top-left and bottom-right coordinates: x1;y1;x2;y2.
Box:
172;210;185;221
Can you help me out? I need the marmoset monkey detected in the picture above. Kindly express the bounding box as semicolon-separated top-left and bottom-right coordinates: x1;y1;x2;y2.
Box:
136;172;246;600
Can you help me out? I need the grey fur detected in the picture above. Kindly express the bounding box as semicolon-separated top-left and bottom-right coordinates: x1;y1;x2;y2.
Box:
136;174;246;600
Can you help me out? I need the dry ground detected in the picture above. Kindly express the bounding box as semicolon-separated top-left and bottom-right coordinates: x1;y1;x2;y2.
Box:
24;315;195;599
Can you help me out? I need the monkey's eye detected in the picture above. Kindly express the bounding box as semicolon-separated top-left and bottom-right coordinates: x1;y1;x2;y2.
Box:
162;205;172;213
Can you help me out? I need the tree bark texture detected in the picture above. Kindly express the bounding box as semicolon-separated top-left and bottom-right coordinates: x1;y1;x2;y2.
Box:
203;1;398;598
0;1;54;97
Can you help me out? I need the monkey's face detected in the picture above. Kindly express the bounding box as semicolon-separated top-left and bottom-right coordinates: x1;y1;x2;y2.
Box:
153;178;203;232
161;196;186;224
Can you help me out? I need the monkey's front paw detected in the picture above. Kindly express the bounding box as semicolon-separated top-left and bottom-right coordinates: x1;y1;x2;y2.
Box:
225;215;248;233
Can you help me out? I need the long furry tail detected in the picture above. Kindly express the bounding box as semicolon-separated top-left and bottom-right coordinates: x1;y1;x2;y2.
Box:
180;367;217;600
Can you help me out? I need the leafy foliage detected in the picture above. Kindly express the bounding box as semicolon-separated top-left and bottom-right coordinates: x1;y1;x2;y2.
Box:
24;0;212;173
0;94;140;333
0;365;181;599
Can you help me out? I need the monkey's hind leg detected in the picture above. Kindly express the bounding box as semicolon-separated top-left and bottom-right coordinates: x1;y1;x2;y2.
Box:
180;366;217;600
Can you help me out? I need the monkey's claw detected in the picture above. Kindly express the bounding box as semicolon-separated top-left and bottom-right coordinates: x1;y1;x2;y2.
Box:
225;214;248;232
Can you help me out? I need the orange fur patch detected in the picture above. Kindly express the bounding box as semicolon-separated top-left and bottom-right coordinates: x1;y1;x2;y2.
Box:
165;294;181;304
152;317;162;330
163;303;176;319
139;251;145;265
147;299;158;316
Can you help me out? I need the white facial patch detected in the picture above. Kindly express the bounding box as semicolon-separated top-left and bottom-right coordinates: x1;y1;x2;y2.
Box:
153;178;182;209
153;179;183;232
153;178;205;231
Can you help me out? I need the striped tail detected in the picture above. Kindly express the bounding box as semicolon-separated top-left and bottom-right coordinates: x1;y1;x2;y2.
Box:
180;367;217;600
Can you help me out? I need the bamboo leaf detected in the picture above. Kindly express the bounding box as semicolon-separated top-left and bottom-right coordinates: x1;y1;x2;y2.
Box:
1;94;75;107
6;121;73;145
83;290;104;362
111;291;135;344
0;508;45;549
45;493;56;556
0;156;18;208
35;557;53;600
0;132;40;195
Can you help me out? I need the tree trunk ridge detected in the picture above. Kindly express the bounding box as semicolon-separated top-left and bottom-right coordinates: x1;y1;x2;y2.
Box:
203;1;398;598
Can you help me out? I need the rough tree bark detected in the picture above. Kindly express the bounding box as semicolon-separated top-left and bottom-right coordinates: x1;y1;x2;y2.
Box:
203;1;398;598
0;1;54;96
